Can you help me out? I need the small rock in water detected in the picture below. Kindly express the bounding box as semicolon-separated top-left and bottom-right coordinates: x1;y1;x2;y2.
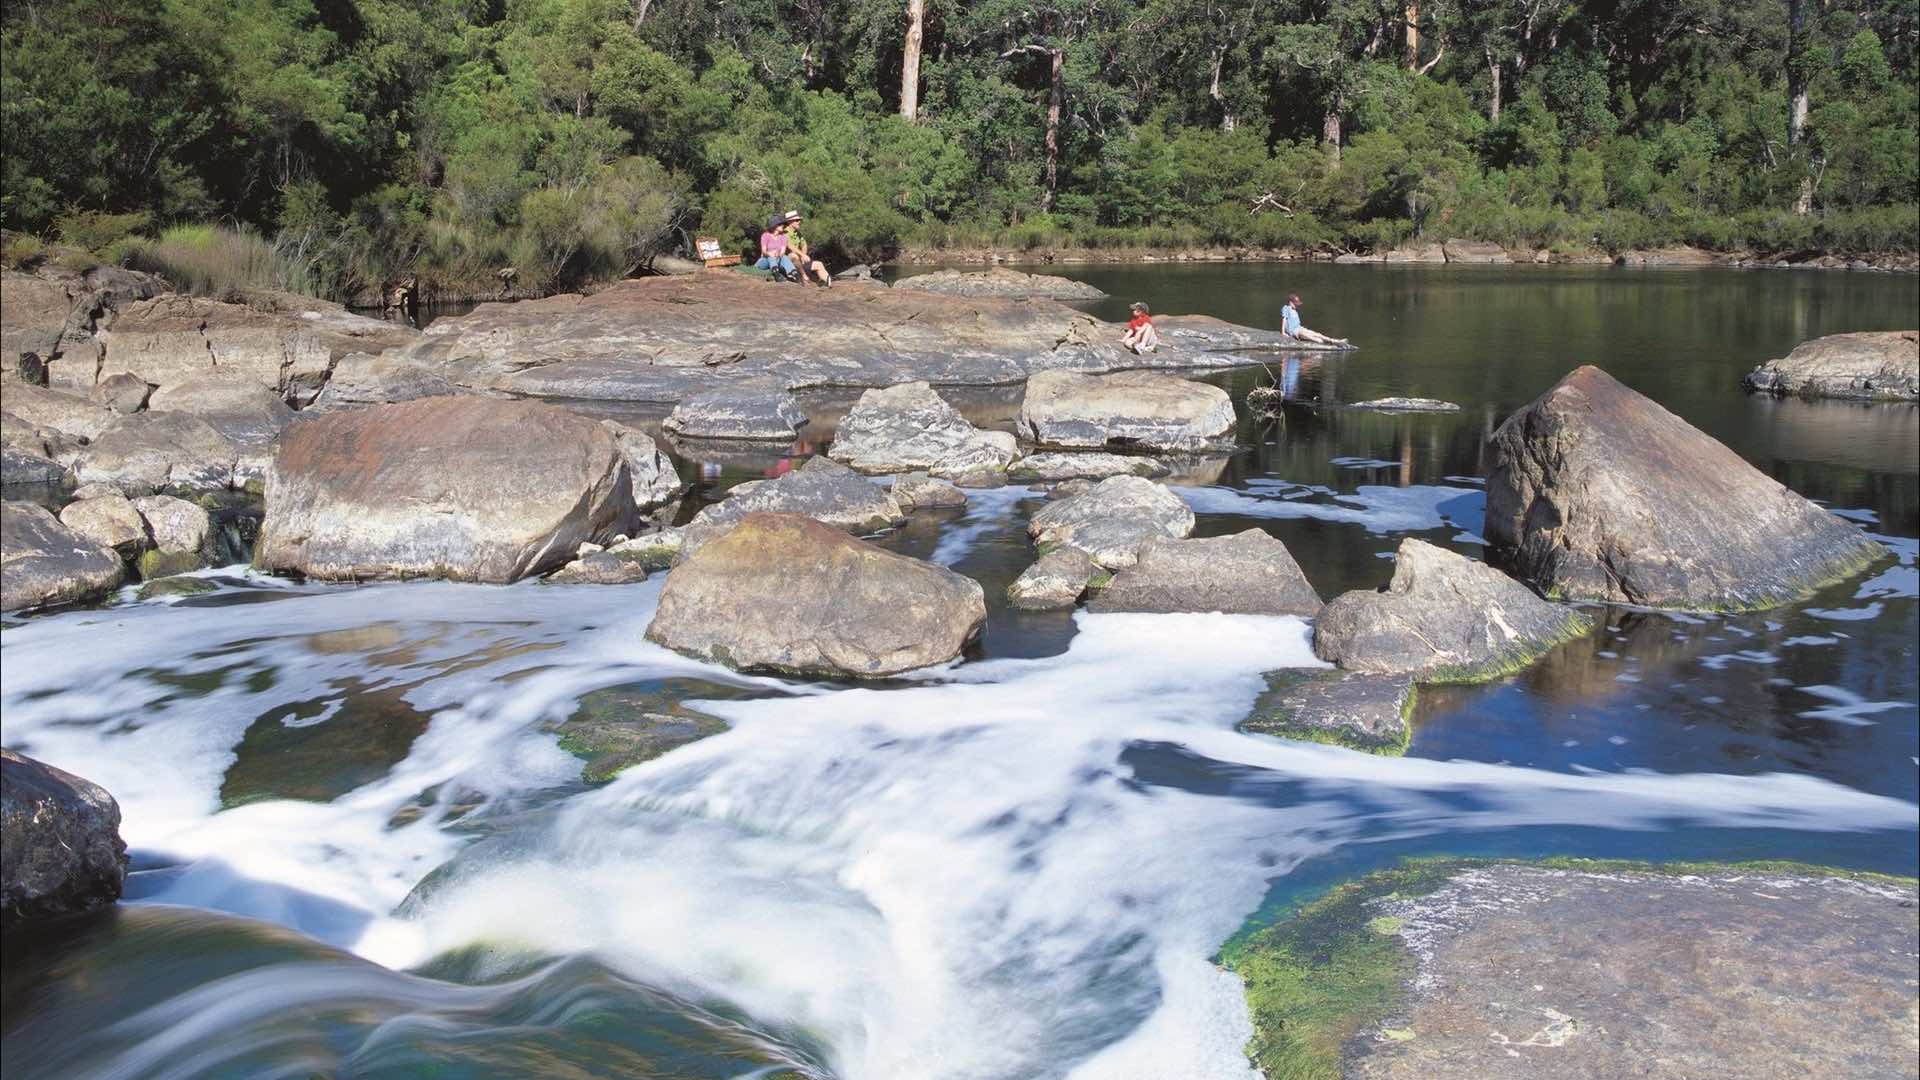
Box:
1;749;129;930
662;382;808;440
1314;538;1591;681
892;471;969;510
827;381;1016;479
1089;529;1322;616
608;528;684;570
546;551;648;584
678;456;905;558
1028;475;1195;569
646;512;985;678
1244;670;1415;753
1020;370;1236;453
1008;547;1099;610
1346;397;1461;412
1742;330;1917;401
138;574;219;600
131;495;213;556
1008;452;1171;482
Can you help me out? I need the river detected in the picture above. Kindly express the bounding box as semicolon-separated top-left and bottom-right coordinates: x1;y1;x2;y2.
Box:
3;265;1916;1078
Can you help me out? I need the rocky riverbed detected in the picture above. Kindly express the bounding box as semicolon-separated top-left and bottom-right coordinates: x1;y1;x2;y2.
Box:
2;263;1915;1080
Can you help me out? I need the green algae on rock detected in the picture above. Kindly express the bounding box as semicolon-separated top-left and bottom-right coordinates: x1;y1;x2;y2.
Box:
545;681;739;782
1242;670;1416;755
1223;857;1920;1080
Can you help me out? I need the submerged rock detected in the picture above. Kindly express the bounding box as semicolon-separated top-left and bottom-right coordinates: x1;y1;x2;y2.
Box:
1;501;125;611
137;574;218;600
1019;369;1235;453
1314;538;1591;681
826;381;1017;478
256;397;665;583
1742;330;1918;401
1007;452;1171;481
679;456;905;557
1007;547;1100;610
662;383;807;440
546;682;735;782
1089;529;1321;616
1;749;129;930
892;267;1108;300
1027;475;1195;569
1347;397;1460;412
646;512;986;677
891;471;968;510
1244;670;1415;753
1486;365;1886;610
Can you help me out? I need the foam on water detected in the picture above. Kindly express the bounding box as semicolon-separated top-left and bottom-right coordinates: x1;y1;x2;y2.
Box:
1176;482;1486;536
7;581;1913;1080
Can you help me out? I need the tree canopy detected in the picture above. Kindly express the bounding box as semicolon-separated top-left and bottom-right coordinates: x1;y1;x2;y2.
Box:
4;0;1914;295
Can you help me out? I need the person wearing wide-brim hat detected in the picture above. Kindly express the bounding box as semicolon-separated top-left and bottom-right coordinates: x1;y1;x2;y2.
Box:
780;210;832;287
756;213;796;277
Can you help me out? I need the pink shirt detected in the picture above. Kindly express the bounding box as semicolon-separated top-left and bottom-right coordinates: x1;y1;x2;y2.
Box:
760;230;788;256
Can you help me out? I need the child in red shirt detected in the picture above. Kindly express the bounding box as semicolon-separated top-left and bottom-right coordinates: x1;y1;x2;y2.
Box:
1122;301;1159;354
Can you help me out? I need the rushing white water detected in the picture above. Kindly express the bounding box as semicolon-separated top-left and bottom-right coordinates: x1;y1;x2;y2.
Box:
3;562;1914;1080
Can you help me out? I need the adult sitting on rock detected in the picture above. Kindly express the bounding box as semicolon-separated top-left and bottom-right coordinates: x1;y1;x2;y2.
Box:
780;210;832;288
1280;292;1349;347
756;215;797;280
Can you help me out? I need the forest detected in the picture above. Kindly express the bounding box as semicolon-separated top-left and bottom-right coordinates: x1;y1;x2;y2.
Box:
3;0;1915;300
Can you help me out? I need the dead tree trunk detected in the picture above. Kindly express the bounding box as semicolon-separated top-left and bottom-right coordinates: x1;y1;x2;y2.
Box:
900;0;925;121
1043;46;1065;208
1322;91;1343;165
1787;0;1814;214
1404;2;1420;70
1486;47;1502;124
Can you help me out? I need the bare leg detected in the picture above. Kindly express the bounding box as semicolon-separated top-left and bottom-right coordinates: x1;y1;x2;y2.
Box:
1138;323;1160;352
1292;327;1348;346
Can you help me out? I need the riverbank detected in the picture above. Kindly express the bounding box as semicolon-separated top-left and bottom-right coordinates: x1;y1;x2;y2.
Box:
896;243;1920;273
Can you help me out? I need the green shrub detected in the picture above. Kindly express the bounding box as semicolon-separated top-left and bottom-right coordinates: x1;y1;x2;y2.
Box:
1;231;45;268
56;210;152;254
1816;206;1919;254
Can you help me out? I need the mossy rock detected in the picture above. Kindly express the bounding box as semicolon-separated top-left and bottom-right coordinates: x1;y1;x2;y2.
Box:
1242;670;1415;755
220;688;432;807
1220;856;1918;1079
137;548;205;580
138;575;218;600
545;678;754;782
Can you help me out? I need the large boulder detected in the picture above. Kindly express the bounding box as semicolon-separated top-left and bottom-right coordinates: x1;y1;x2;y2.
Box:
1486;365;1886;610
1089;529;1322;616
146;376;296;445
1028;475;1195;569
72;412;239;493
1743;331;1918;402
1;445;64;486
255;397;669;583
1;501;125;611
663;382;807;440
0;383;115;441
57;493;150;558
826;381;1017;477
1314;538;1591;682
680;456;905;557
645;512;986;677
101;292;417;402
1;749;129;930
892;267;1108;300
1442;238;1510;264
1019;370;1235;453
